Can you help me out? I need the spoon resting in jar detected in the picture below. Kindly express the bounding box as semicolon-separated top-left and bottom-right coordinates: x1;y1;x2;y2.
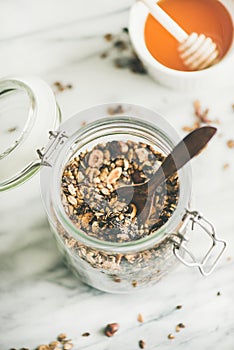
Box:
116;126;217;224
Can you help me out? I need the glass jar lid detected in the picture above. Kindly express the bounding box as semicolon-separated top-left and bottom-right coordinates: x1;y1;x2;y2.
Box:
0;77;61;191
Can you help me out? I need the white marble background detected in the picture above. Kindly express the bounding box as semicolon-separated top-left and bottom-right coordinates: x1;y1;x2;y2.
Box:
0;1;234;349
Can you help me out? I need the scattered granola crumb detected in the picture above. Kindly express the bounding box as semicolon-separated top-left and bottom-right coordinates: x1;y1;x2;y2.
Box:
114;40;128;51
63;342;73;350
139;340;146;349
122;27;129;33
168;333;175;340
223;163;230;170
107;105;124;115
37;345;49;350
104;33;113;42
113;276;121;283
227;139;234;148
81;121;87;127
49;341;60;349
100;52;108;59
227;256;232;261
193;100;211;123
132;280;138;288
182;121;200;132
7;126;17;133
11;334;75;350
176;305;183;310
53;81;73;93
217;291;221;296
114;56;147;74
54;81;61;87
104;323;119;337
175;323;185;332
82;332;90;337
182;100;219;132
101;30;147;75
57;333;67;341
232;104;234;111
178;323;186;329
137;313;144;323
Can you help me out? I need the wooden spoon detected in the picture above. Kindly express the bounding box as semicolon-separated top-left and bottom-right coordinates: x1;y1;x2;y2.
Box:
116;126;217;224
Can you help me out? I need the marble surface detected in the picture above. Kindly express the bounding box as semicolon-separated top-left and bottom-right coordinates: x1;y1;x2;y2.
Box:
0;1;234;349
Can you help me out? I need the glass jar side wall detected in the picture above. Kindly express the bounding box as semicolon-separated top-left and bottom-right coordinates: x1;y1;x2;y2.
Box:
49;214;188;293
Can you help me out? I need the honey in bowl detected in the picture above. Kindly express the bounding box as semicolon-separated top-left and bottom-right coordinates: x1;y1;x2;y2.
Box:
144;0;234;71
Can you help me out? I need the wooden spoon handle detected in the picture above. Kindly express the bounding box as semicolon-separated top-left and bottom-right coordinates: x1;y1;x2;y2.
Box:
149;126;217;191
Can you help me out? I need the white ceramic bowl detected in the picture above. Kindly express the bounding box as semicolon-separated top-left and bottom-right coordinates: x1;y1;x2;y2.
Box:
129;0;234;90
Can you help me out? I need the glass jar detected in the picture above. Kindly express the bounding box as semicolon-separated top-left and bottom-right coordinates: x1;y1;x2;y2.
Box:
40;105;226;293
0;77;227;293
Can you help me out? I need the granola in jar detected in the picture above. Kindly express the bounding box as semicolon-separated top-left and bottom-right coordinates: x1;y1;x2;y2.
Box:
56;139;180;291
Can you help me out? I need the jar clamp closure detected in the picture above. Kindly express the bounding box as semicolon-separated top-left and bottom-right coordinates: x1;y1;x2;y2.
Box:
0;77;227;292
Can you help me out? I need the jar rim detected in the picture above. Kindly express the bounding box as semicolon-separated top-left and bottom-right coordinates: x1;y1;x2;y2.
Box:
43;104;192;253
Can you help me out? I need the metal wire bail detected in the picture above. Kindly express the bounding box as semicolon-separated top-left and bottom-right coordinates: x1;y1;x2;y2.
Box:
172;209;227;276
37;130;68;167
